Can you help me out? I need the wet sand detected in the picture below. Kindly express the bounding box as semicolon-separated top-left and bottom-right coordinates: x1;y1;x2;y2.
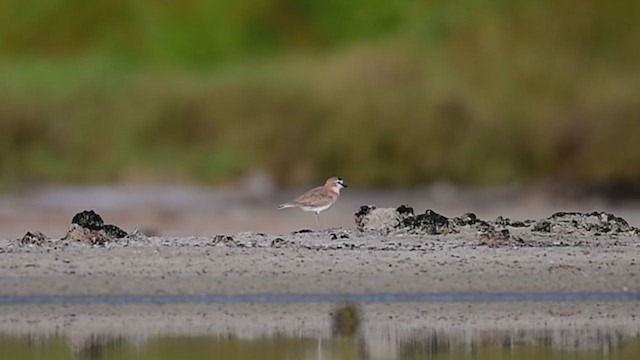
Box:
0;232;639;296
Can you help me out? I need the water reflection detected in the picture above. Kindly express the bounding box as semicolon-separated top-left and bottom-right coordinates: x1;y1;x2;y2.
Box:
332;303;362;338
67;334;125;360
393;329;640;360
1;301;639;359
1;328;638;360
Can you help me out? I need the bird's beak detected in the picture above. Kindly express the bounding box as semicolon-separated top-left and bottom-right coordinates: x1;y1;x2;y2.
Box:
342;183;348;188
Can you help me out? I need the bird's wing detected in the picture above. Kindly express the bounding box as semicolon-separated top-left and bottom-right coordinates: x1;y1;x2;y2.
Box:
293;186;334;207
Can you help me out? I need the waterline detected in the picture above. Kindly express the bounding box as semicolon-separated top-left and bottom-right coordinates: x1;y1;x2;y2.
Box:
1;291;639;305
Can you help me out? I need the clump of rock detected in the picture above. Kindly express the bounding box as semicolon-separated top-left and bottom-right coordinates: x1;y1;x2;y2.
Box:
354;205;639;246
19;210;128;246
211;234;238;247
355;205;460;235
355;205;414;234
19;231;50;246
532;211;638;236
63;210;128;245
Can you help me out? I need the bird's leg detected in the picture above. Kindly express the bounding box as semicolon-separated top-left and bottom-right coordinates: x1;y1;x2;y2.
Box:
315;213;320;229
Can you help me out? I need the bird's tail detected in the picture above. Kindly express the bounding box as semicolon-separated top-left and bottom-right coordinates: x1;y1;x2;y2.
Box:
278;203;295;210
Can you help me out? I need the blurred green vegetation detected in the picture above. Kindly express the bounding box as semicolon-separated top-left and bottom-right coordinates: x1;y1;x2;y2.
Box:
0;0;639;189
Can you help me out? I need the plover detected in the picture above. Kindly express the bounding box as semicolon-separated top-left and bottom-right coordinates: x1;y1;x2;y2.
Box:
278;177;348;228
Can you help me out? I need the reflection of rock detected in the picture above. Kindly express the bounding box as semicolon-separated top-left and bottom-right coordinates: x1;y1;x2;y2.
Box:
357;321;640;360
66;333;125;360
19;231;49;246
332;303;361;337
393;327;638;355
63;210;128;245
6;303;640;360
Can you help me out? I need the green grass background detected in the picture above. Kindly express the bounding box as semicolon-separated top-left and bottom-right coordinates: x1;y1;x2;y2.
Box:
0;0;638;189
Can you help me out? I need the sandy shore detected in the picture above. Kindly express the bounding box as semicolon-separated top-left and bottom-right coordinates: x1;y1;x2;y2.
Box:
1;204;639;352
1;228;639;296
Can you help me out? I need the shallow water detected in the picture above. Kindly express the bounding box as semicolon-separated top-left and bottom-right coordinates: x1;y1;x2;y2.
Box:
2;293;640;359
1;331;639;360
1;292;640;305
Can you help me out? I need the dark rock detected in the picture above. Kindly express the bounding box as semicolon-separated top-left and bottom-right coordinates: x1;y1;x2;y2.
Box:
402;209;452;235
329;231;350;240
354;205;376;229
355;206;411;233
396;205;414;216
292;229;313;234
103;224;127;239
356;204;638;240
71;210;104;230
494;216;509;227
585;212;632;233
212;235;236;246
510;220;527;227
494;216;527;227
63;210;126;245
549;211;578;219
545;211;637;235
475;220;495;233
452;212;478;226
20;231;49;246
478;228;512;247
532;220;551;232
270;237;289;248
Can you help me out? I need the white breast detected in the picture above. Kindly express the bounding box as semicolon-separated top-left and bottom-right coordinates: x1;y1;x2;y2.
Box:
301;203;333;214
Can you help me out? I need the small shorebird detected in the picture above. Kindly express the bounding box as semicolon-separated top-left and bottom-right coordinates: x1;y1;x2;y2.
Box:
278;177;348;228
